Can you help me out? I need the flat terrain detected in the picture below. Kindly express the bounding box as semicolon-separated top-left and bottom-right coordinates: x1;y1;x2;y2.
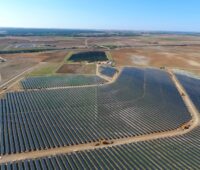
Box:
28;62;60;76
111;46;200;70
0;50;68;85
99;66;118;77
0;67;199;167
1;34;200;86
26;51;68;76
68;51;108;63
0;54;36;86
0;68;191;155
175;72;200;112
4;125;200;169
1;33;200;169
0;36;85;50
57;64;96;74
21;75;106;89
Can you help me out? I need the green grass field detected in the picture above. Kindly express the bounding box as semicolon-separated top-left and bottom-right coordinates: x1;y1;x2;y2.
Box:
28;52;73;76
28;63;60;76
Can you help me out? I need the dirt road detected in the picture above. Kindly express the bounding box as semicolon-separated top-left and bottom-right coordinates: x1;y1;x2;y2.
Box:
0;64;41;96
85;38;89;48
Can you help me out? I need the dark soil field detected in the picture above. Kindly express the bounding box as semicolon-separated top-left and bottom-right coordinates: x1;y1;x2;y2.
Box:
57;64;96;74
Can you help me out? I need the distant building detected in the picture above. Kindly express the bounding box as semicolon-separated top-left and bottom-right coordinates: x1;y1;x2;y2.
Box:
0;57;6;62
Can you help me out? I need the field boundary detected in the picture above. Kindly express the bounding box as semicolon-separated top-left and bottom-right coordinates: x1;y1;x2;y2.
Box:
105;51;113;60
64;51;74;63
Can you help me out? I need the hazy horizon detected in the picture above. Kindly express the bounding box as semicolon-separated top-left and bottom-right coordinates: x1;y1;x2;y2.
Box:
0;0;200;32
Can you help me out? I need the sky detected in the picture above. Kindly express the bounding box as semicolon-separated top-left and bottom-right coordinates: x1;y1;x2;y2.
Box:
0;0;200;32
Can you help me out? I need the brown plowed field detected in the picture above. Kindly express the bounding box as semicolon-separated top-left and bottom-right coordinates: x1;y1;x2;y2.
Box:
0;50;68;85
111;46;200;73
1;50;67;63
40;51;68;62
57;64;96;74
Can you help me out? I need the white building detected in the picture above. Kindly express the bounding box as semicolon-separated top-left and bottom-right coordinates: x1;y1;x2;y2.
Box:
0;57;6;62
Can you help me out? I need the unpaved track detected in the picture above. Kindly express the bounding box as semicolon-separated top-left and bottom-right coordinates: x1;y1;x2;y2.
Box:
85;38;89;48
167;69;200;126
0;66;35;89
0;68;199;164
0;64;40;96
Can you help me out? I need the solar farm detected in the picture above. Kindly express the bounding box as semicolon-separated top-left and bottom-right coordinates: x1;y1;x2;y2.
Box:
0;67;192;155
21;75;107;89
68;51;108;63
2;126;200;169
99;66;118;78
0;49;200;169
175;73;200;112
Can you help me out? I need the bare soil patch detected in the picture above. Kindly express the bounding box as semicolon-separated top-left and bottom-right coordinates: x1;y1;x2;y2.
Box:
187;60;200;67
0;50;69;84
1;50;67;63
57;64;96;74
131;55;150;65
40;51;67;62
0;57;36;85
111;46;200;72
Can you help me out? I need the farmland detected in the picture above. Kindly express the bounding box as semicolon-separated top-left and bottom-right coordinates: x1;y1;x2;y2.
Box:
1;34;200;86
0;55;36;86
27;63;60;76
57;64;96;74
0;50;67;88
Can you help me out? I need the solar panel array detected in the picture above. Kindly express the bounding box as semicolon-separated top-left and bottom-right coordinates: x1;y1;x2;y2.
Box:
175;73;200;112
99;66;117;77
0;68;191;155
2;126;200;169
68;51;108;62
21;75;107;89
